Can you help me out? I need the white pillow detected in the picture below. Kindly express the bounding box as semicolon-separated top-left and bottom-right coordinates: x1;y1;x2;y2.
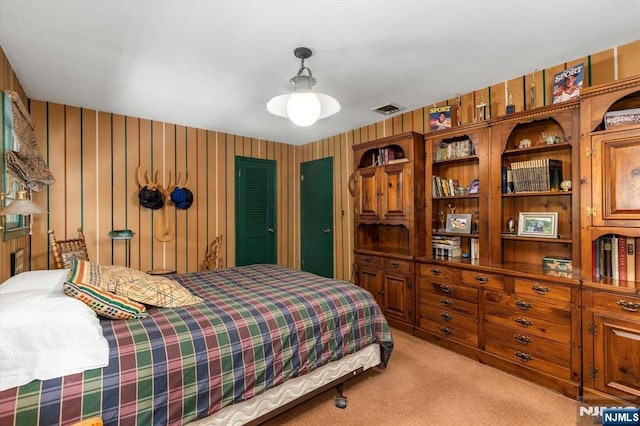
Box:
0;269;110;391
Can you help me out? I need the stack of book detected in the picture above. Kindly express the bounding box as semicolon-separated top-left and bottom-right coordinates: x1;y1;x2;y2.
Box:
508;159;562;192
594;235;637;281
432;175;459;197
435;139;475;161
433;236;461;258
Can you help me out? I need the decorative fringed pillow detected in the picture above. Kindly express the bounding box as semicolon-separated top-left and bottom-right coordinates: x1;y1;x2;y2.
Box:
63;281;148;320
107;266;203;307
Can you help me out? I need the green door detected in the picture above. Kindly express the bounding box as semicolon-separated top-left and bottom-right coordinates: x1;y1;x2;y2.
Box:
301;157;333;278
235;156;276;266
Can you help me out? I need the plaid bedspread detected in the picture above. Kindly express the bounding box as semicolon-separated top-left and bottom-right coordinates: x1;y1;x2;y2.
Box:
0;264;393;425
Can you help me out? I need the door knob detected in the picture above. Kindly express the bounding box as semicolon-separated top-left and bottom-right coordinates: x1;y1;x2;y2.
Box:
267;228;275;233
323;228;331;233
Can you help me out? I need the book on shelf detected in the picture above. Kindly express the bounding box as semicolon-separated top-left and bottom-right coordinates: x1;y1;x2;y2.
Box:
501;166;515;194
552;63;584;104
429;105;453;131
372;147;406;166
628;238;636;282
509;159;562;192
433;246;462;258
594;235;638;282
470;237;479;260
435;138;475;160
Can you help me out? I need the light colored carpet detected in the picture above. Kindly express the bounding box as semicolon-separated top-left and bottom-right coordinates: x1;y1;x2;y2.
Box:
264;329;579;425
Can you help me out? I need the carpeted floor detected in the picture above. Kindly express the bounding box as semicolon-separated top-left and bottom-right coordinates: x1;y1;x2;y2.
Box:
263;329;579;425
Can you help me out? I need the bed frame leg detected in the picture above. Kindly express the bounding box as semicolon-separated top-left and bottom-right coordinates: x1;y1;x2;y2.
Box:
334;383;347;409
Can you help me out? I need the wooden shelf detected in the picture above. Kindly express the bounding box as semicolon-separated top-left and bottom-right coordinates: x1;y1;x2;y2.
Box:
501;234;573;244
502;191;571;197
503;142;571;156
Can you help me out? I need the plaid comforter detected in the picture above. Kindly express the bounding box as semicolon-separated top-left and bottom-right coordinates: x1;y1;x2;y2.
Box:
0;264;393;425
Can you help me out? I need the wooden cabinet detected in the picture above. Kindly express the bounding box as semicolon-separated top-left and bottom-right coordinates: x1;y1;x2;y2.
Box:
490;103;581;272
354;253;414;332
426;124;490;262
579;77;640;406
582;284;640;405
352;132;424;332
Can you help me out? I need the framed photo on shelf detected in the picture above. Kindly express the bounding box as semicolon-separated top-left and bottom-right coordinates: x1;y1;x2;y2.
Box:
517;212;558;238
445;213;472;234
468;179;479;194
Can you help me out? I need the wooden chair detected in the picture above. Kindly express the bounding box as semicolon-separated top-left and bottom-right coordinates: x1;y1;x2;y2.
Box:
48;227;89;269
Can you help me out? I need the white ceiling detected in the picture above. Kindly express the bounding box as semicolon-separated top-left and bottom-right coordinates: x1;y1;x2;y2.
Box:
1;1;638;146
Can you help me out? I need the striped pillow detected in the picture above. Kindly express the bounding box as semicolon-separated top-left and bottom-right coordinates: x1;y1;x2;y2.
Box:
63;281;148;320
67;258;113;290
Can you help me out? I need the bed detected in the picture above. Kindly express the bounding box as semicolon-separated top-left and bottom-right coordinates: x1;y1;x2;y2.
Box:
0;263;393;425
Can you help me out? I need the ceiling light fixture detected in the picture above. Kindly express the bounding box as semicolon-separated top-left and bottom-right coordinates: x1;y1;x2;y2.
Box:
266;47;341;127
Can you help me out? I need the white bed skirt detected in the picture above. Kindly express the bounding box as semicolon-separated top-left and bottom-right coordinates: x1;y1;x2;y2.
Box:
188;343;381;426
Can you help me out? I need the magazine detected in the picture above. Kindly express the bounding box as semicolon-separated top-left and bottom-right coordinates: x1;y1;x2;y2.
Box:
552;63;584;104
429;105;452;131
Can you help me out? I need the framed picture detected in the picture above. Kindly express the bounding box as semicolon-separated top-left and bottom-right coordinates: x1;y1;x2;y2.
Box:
10;248;24;276
517;212;558;238
468;179;479;194
446;213;472;234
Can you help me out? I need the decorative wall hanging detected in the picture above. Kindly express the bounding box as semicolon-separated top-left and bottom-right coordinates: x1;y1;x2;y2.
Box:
136;166;173;242
203;234;224;270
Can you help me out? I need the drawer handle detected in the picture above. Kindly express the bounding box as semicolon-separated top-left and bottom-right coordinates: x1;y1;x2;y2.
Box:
439;284;454;294
430;268;442;276
391;261;400;268
440;312;453;322
377;289;385;296
440;298;453;307
531;285;550;295
617;300;640;313
363;257;371;263
474;276;488;284
514;351;533;362
515;317;533;328
439;326;453;336
514;334;533;345
515;300;533;311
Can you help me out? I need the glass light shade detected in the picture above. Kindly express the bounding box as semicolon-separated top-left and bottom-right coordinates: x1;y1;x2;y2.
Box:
0;190;45;215
286;92;321;127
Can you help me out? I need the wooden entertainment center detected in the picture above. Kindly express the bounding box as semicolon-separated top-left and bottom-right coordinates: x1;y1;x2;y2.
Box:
353;76;640;405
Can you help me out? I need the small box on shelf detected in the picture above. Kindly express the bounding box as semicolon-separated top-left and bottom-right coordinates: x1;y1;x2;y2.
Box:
543;256;573;273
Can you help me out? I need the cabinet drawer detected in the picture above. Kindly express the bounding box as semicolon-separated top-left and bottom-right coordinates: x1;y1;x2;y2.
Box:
421;305;478;331
485;323;570;363
419;278;478;304
592;292;640;317
484;339;571;380
419;317;478;347
420;292;478;318
485;291;571;321
355;254;382;268
485;303;570;343
383;257;413;275
461;270;504;290
419;264;457;281
514;279;571;303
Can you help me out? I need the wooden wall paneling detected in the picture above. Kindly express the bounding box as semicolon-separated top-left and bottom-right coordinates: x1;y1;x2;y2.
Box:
96;111;113;265
287;144;296;268
242;136;251;157
164;123;177;272
412;107;425;134
74;108;97;270
173;125;187;272
137;119;153;273
64;106;82;237
330;135;343;281
225;134;236;267
110;114;126;267
215;133;228;267
47;103;67;255
545;64;565;107
275;141;284;266
461;92;475;125
204;131;217;266
125;116;140;270
196;128;207;271
618;39;640;79
186;128;199;272
29;101;48;270
392;114;402;135
293;144;302;269
489;83;503;120
375;120;385;140
151;121;164;270
589;48;615;87
345;131;355;282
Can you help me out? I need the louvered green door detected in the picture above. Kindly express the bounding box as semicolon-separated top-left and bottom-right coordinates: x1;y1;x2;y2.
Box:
301;157;333;278
235;157;276;266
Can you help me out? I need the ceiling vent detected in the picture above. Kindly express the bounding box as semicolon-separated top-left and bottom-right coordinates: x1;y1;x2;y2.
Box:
371;103;406;115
